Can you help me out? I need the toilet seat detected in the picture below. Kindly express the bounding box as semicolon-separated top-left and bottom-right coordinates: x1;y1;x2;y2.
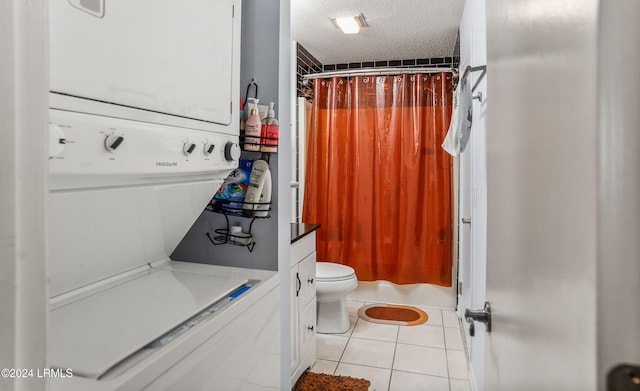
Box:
316;262;356;282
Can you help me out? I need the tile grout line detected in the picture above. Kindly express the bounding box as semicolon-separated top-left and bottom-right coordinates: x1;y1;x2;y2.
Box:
334;314;359;374
443;316;454;391
387;323;401;391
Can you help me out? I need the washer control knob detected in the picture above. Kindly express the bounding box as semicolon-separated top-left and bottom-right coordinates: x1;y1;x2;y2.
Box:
105;134;124;153
49;124;66;158
183;142;196;156
224;142;241;161
203;143;215;156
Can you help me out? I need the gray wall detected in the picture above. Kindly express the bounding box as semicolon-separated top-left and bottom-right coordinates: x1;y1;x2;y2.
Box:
172;0;281;271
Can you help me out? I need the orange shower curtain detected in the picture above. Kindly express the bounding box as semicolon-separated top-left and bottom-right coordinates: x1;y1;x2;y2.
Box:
302;73;453;286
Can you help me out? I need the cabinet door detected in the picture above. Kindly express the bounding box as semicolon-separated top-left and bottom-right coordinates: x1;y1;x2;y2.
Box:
298;252;316;307
299;298;316;365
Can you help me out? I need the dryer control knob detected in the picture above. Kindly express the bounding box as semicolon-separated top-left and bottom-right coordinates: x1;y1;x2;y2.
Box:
104;134;124;153
224;142;241;161
48;124;66;158
183;142;196;156
203;143;215;156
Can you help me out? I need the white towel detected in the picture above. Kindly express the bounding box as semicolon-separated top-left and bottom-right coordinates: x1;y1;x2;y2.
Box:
441;79;473;156
457;79;473;153
441;85;460;156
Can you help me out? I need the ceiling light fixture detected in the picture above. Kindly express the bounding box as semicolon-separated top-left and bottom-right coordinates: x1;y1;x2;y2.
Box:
332;13;368;35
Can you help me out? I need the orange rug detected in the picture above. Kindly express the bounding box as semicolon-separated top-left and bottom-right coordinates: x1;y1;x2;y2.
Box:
294;371;370;391
357;304;428;326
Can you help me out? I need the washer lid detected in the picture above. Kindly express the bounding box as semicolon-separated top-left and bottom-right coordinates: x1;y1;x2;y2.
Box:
49;269;248;378
316;262;356;280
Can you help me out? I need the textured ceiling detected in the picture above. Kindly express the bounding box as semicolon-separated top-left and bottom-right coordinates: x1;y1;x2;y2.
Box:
291;0;465;64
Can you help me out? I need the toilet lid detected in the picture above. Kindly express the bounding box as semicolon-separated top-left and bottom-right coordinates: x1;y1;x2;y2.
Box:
316;262;356;281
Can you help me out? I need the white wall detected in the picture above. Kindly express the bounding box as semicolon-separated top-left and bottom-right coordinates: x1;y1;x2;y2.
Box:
0;1;49;390
458;1;487;389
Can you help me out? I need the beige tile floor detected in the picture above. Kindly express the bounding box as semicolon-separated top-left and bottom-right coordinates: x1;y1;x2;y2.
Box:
311;301;471;391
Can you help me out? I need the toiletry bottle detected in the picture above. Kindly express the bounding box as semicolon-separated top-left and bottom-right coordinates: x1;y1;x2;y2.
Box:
243;159;270;216
260;102;279;153
255;166;271;217
244;106;261;151
245;98;258;117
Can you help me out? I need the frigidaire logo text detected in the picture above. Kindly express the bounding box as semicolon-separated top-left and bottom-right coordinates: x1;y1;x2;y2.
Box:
155;162;178;167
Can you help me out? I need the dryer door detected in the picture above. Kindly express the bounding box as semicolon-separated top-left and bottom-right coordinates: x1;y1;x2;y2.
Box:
50;0;236;126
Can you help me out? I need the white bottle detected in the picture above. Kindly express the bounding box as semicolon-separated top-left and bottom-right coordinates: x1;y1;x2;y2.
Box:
243;159;270;216
266;102;276;124
245;98;259;119
255;167;271;217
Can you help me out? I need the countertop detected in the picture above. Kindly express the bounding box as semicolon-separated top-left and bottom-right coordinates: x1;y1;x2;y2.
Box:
291;223;320;244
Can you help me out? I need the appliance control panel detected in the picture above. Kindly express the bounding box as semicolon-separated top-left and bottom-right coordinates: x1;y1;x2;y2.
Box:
49;109;239;190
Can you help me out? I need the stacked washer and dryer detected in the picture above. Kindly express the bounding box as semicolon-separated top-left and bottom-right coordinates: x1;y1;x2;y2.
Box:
47;1;279;390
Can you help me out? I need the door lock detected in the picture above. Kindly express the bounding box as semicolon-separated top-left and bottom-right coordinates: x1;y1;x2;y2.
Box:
461;218;472;225
464;302;492;337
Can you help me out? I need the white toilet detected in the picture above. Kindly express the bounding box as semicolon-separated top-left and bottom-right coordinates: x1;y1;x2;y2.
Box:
315;262;358;333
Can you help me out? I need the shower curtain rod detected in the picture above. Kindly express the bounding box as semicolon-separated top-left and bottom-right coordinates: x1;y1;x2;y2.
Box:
301;67;456;80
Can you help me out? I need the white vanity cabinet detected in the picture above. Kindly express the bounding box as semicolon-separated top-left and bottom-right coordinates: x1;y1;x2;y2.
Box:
290;229;317;386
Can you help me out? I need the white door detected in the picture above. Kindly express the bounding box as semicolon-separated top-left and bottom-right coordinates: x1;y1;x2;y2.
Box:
458;5;489;389
597;2;640;389
457;143;472;324
476;1;636;390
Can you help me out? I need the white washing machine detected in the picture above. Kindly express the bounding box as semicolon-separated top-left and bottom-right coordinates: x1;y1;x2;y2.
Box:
46;1;279;389
46;109;279;391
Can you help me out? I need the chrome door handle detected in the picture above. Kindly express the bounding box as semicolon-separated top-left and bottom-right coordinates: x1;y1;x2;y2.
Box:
461;218;472;224
464;302;492;337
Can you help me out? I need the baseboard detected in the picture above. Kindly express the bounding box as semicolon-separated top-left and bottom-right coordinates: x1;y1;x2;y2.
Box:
348;281;456;308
